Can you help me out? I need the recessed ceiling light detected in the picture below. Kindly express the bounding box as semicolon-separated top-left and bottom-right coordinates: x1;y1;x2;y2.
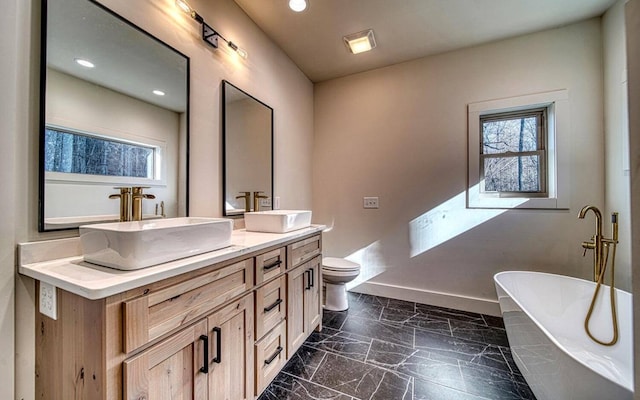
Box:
152;90;166;96
74;58;95;68
343;29;377;54
289;0;307;12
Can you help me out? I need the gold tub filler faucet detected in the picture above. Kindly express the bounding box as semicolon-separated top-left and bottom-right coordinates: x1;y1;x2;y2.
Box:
578;205;619;346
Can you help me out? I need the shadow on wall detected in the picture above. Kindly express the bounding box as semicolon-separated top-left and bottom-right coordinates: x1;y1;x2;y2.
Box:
343;184;526;289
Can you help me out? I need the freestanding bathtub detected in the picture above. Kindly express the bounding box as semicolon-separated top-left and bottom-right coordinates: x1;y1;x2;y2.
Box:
494;271;633;400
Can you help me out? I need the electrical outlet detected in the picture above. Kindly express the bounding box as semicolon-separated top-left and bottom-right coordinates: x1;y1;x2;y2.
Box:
260;197;272;207
363;196;379;209
39;282;57;320
274;197;281;210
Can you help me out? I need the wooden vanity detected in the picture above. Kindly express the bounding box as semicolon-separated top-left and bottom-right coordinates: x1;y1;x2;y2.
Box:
21;228;323;400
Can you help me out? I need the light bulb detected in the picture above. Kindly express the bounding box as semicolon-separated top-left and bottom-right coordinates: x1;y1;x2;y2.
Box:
175;0;192;14
74;58;95;68
288;0;307;12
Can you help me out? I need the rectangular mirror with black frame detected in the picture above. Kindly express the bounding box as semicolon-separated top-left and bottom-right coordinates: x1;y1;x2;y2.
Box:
222;80;274;217
39;0;189;231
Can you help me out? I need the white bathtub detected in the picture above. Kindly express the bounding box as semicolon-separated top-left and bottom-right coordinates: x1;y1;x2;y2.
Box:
494;271;633;400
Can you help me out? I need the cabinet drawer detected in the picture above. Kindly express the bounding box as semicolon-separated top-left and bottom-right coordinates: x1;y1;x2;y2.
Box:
287;235;321;269
255;247;286;285
255;319;287;395
123;259;253;353
255;275;286;339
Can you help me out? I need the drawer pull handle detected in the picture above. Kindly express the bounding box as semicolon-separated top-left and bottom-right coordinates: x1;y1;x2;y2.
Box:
264;346;283;365
212;327;222;364
309;268;315;288
199;335;209;374
264;298;283;313
263;260;282;271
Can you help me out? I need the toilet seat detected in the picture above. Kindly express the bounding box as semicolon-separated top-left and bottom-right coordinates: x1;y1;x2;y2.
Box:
322;257;360;272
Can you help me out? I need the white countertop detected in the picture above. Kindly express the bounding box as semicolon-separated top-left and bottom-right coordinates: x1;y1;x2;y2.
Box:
19;226;324;300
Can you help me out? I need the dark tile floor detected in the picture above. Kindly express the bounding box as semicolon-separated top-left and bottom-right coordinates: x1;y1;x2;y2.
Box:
258;292;537;400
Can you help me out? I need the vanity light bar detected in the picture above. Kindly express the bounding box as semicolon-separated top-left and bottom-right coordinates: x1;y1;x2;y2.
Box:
175;0;247;59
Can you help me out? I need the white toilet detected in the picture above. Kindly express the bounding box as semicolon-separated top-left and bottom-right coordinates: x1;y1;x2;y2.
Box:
322;257;361;311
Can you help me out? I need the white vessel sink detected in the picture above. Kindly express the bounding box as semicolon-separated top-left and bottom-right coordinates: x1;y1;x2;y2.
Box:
80;217;233;270
244;210;312;233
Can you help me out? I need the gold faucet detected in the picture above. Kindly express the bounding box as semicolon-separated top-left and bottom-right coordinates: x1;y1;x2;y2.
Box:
236;191;251;212
131;187;156;221
253;191;268;212
109;187;132;222
578;205;603;281
578;205;620;346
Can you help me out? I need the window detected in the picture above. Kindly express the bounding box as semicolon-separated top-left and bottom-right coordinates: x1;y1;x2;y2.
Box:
480;108;547;196
45;127;155;178
44;125;166;186
467;90;569;209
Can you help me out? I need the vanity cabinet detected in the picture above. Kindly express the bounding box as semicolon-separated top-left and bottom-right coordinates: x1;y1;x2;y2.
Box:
33;231;322;400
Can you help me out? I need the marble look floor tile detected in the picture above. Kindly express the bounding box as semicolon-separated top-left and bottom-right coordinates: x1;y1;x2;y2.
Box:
380;307;452;335
305;328;372;362
460;362;537;400
414;377;489;400
449;320;510;347
414;329;512;373
283;345;328;380
349;293;390;308
386;298;416;312
366;339;466;392
499;347;523;376
483;314;506;329
340;316;415;347
415;303;486;325
322;310;348;330
258;372;353;400
312;352;412;400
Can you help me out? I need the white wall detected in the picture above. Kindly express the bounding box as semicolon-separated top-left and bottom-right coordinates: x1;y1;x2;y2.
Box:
313;19;605;313
45;69;181;219
603;0;632;292
9;0;314;398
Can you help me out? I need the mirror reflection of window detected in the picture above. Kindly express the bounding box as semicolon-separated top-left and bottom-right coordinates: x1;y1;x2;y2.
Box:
45;127;156;179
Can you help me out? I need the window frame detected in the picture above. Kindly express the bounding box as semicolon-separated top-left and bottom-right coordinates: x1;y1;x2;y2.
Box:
479;107;548;198
467;90;570;210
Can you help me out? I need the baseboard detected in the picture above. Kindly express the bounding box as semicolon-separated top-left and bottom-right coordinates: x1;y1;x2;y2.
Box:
349;281;501;316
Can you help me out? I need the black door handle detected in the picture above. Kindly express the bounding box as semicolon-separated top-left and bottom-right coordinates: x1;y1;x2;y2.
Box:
199;335;209;373
309;268;314;288
263;260;282;271
305;270;311;290
264;346;283;365
212;327;221;364
264;298;283;313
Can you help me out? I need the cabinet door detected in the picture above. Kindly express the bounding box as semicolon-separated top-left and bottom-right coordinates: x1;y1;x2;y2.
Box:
123;320;208;400
306;257;321;331
287;256;322;356
207;294;254;400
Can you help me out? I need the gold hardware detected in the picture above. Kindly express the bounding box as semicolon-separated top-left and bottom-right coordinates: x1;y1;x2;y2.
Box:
131;187;156;221
236;191;251;212
109;187;131;222
253;191;268;212
578;206;619;346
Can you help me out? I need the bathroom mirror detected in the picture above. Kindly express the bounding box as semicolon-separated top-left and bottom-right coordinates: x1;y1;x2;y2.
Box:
222;81;273;216
39;0;189;231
